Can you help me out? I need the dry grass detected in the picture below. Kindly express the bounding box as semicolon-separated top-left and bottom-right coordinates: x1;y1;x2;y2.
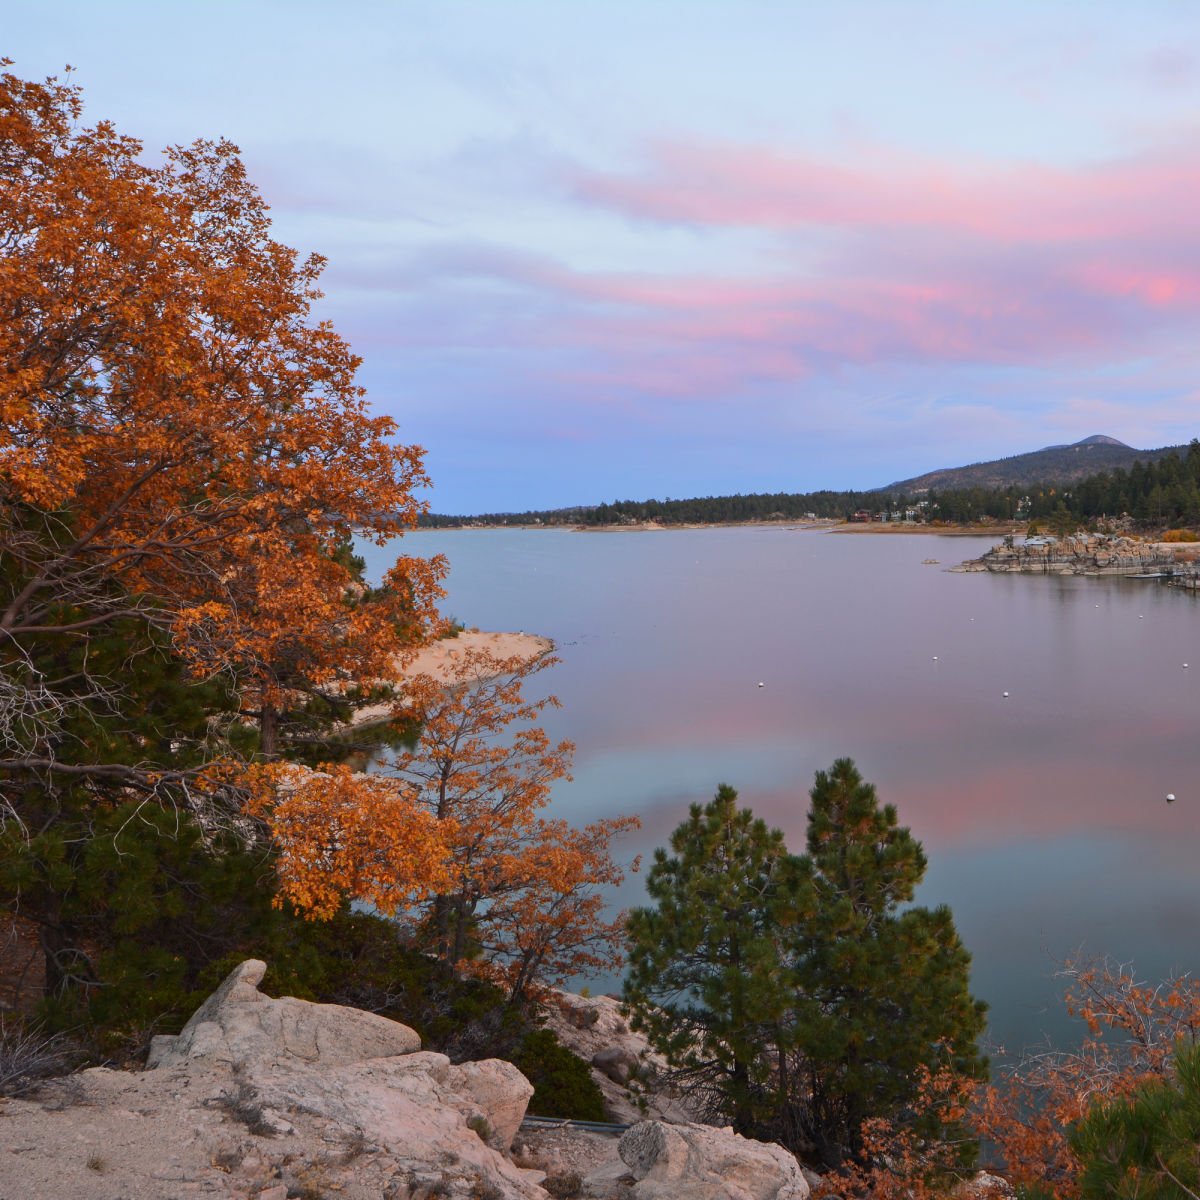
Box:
0;1017;74;1097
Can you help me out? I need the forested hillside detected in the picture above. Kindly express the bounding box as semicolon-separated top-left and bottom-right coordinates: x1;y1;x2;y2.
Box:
883;434;1182;492
425;439;1200;530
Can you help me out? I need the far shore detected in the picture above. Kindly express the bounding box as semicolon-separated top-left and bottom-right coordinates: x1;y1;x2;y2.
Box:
418;519;1021;536
827;522;1023;537
345;629;554;729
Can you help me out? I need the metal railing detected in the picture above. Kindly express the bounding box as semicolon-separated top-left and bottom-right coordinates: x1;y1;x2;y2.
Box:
520;1114;633;1136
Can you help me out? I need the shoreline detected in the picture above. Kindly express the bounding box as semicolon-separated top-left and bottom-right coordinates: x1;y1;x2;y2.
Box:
418;520;1019;536
345;629;554;729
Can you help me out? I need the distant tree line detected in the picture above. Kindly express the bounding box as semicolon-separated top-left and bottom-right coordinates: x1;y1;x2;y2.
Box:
420;490;890;527
931;440;1200;527
423;440;1200;531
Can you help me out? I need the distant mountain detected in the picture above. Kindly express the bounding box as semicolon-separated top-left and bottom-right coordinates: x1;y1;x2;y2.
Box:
880;435;1185;493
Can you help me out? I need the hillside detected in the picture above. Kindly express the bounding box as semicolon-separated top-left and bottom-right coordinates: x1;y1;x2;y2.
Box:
421;434;1199;528
881;435;1182;493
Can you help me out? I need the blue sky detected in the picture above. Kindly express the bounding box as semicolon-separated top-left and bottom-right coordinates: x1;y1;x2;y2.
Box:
8;1;1200;510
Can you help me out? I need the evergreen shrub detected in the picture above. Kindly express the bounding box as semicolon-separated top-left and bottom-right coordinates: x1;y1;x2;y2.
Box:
512;1028;607;1121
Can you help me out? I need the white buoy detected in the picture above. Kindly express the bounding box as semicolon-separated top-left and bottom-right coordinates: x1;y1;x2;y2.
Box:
757;681;764;688
1167;793;1177;803
1002;691;1010;698
932;656;938;661
1139;615;1144;619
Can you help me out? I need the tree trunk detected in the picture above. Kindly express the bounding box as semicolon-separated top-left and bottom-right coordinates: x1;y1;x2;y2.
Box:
260;703;278;759
37;901;77;999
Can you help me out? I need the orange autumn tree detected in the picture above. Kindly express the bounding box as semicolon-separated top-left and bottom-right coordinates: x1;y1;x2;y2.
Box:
251;764;452;921
0;63;444;802
388;647;638;998
477;814;639;1006
975;956;1200;1198
816;1064;979;1200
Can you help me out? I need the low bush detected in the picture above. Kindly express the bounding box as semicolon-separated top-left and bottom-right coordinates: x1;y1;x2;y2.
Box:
512;1028;606;1121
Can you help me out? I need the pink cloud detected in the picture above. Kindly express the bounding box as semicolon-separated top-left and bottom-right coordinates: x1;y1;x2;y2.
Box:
340;135;1200;405
570;140;1200;246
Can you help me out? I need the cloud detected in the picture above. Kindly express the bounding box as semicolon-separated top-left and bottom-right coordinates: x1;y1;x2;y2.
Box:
301;132;1200;489
568;139;1200;245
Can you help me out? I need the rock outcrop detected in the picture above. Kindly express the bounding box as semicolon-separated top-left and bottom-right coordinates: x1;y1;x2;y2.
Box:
957;533;1176;575
146;958;421;1070
1;959;543;1200
0;962;842;1200
583;1119;810;1200
543;990;700;1124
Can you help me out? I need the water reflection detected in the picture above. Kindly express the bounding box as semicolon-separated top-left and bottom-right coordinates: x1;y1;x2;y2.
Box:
358;528;1200;1053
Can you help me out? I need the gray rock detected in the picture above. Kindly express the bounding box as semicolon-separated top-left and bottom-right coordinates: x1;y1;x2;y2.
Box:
250;1053;543;1198
146;958;421;1070
612;1119;810;1200
592;1045;640;1085
445;1058;535;1151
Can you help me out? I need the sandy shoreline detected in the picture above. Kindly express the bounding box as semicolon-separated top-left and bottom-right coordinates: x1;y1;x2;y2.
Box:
346;629;554;728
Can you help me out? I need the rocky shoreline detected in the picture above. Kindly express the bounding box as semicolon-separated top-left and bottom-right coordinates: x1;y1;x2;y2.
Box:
955;532;1179;575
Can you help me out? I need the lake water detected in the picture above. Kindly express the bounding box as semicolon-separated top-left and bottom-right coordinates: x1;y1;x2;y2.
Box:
358;527;1200;1056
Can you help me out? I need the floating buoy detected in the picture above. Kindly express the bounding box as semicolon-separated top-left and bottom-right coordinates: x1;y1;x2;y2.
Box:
1167;793;1177;803
932;656;938;661
1139;615;1144;619
757;681;764;688
1002;691;1010;698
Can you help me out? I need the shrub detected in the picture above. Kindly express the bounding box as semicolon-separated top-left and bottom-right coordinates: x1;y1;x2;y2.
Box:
511;1028;606;1121
20;802;528;1065
544;1172;583;1199
0;1018;75;1096
274;910;529;1063
1161;528;1199;542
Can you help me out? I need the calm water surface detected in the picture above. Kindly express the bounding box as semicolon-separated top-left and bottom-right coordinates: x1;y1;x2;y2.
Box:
359;527;1200;1054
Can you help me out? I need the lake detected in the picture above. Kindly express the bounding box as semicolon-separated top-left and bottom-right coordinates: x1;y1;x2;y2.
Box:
357;526;1200;1056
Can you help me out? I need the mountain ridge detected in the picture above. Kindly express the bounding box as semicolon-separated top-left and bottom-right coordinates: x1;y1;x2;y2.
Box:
878;435;1182;493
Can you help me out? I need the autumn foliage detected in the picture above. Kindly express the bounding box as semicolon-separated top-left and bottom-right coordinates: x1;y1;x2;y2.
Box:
975;956;1200;1198
0;63;448;998
815;1064;979;1199
0;62;445;792
247;763;451;921
242;647;637;1002
389;648;638;1003
1;63;635;1038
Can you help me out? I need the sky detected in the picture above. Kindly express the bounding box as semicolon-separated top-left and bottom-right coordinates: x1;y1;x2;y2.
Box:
8;1;1200;512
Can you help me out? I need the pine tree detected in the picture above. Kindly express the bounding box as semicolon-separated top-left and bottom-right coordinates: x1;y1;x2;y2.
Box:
0;613;242;1001
624;761;986;1167
1072;1040;1200;1199
624;785;810;1134
788;758;987;1165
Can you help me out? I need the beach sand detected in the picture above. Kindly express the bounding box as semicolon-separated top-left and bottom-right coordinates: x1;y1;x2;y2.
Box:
347;629;553;727
402;628;553;681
